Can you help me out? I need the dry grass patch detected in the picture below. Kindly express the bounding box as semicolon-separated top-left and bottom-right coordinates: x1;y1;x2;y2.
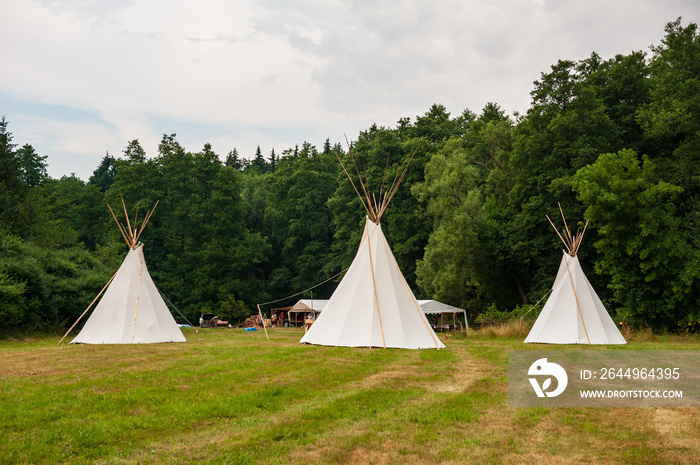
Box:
0;337;192;381
359;366;419;389
424;344;492;394
473;321;531;339
653;408;700;455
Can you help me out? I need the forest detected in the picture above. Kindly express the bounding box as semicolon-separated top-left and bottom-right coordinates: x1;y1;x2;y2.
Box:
0;18;698;336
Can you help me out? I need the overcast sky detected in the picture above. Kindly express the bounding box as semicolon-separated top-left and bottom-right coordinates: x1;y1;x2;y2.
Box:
2;1;699;180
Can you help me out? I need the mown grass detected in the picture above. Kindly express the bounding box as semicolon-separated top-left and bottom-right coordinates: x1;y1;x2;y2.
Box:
0;328;698;464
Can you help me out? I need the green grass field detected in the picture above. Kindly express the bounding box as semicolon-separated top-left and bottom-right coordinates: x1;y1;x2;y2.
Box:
1;328;698;464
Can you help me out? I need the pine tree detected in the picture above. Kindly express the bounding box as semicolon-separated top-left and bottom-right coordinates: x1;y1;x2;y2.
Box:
268;147;278;170
124;139;146;163
0;116;28;235
226;148;243;170
0;116;21;191
252;145;267;172
89;152;117;191
16;144;48;187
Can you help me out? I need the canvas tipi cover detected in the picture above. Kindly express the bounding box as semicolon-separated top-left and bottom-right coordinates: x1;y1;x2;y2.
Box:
300;218;445;349
524;251;626;345
63;198;185;345
71;244;185;344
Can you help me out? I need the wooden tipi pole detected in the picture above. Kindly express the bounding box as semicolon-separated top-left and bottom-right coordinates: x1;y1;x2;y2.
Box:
563;253;591;344
107;202;132;248
130;248;144;343
366;225;386;348
257;304;270;341
134;200;159;244
121;196;135;248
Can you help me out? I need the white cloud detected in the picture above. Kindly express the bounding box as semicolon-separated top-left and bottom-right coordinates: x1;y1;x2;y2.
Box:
1;0;699;179
11;114;121;178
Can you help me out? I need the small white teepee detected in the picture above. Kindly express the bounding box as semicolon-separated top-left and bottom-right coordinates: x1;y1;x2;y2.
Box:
300;148;444;349
524;205;626;345
62;198;185;345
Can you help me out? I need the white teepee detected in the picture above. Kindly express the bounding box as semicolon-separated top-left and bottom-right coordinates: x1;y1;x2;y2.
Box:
300;149;444;349
62;198;185;345
524;206;626;345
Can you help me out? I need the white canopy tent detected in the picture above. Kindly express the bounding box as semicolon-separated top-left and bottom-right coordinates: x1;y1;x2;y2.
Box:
418;300;468;332
288;299;328;315
290;298;466;333
287;299;327;328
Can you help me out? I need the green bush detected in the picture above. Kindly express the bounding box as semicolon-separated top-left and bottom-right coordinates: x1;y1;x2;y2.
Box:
0;231;110;337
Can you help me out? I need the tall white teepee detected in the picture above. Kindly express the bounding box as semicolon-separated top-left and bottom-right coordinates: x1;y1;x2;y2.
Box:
300;149;444;349
61;198;185;345
524;205;626;345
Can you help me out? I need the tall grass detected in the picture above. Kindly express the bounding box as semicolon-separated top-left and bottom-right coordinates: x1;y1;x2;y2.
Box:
0;328;698;464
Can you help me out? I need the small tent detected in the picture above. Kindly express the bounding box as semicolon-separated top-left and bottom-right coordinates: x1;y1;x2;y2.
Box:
291;298;467;331
287;299;327;327
62;198;186;345
300;150;444;349
289;299;328;315
524;206;626;345
418;300;468;332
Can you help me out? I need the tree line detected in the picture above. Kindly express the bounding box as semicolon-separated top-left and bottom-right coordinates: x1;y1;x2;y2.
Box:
1;18;698;336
